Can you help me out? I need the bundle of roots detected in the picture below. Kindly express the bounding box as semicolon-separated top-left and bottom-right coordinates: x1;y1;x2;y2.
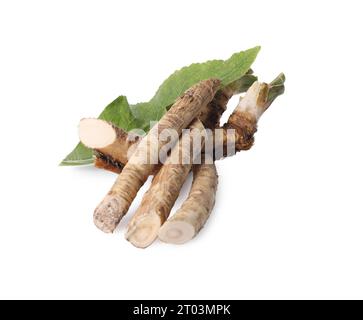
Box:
79;74;285;248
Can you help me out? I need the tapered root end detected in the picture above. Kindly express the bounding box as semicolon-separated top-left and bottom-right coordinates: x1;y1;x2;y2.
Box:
158;221;196;245
79;118;116;149
125;213;161;248
93;194;123;233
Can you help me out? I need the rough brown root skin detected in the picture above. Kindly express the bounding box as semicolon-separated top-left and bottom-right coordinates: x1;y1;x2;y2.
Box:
94;155;123;174
221;111;257;155
158;162;218;244
125;119;206;248
94;79;220;233
199;87;233;129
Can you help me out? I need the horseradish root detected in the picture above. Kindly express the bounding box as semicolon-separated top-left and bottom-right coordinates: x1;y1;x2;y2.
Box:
94;156;123;174
93;79;220;233
125;119;206;248
158;162;218;244
79;118;142;172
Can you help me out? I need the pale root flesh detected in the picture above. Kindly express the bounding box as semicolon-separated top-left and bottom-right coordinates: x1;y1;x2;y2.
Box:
125;212;161;248
125;119;206;248
79;118;141;169
159;221;195;244
79;118;117;148
198;87;233;128
158;163;218;244
94;79;220;233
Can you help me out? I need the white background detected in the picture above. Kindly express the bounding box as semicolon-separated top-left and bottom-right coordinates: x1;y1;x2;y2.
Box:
0;0;362;299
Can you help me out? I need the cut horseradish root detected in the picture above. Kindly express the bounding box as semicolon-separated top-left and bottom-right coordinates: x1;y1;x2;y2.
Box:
79;118;141;171
158;163;218;244
125;212;162;249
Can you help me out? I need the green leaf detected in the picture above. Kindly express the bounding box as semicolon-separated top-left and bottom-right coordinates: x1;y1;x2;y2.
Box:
60;46;261;166
132;46;261;124
60;142;94;166
98;96;143;131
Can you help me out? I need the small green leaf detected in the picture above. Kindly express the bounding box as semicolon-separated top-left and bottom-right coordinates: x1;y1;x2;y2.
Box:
60;142;94;166
61;46;261;166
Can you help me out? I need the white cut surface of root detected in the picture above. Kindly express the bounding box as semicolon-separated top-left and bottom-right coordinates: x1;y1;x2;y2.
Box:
79;118;117;149
125;119;207;248
158;163;218;244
